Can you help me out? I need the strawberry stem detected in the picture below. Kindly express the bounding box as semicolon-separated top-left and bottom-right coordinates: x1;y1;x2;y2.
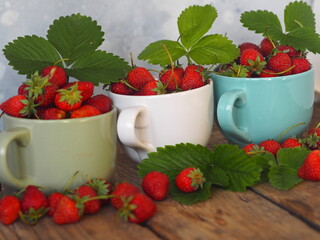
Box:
54;58;69;66
276;122;306;142
162;44;178;89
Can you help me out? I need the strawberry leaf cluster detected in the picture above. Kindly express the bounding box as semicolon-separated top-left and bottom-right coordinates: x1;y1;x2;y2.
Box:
138;5;239;66
240;1;320;53
3;14;130;85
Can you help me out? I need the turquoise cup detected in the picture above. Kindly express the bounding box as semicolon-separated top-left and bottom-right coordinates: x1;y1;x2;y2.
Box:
211;68;314;146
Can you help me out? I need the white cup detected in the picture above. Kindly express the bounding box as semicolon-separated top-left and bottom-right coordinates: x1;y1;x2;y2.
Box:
108;80;214;163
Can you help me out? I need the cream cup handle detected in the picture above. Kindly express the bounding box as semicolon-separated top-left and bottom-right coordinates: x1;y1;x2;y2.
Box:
0;127;34;189
117;106;154;152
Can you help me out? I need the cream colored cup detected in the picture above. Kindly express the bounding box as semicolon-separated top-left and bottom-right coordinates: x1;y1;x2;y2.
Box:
0;108;117;193
109;80;214;163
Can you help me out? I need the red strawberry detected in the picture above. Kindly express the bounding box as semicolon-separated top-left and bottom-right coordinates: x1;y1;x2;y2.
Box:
267;52;292;75
281;138;302;148
52;195;81;224
0;95;32;118
239;42;262;54
63;81;94;102
159;69;181;91
175;167;206;193
0;195;21;225
291;58;311;74
74;185;101;214
243;143;262;154
180;70;204;91
136;80;164;96
54;84;83;111
298;150;320;181
84;94;112;114
304;127;320;150
184;64;204;74
277;45;300;58
21;185;48;213
173;66;185;79
239;48;265;66
142;171;169;201
39;107;67;120
47;192;64;216
119;193;156;224
110;182;140;210
87;178;113;206
70;105;101;118
127;67;154;90
259;139;282;156
260;37;274;57
111;81;134;95
259;69;277;78
41;65;68;87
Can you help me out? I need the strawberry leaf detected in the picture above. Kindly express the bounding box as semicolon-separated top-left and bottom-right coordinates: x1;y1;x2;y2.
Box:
188;34;239;65
276;148;310;170
47;14;104;66
66;50;130;85
269;166;303;190
2;35;61;77
178;5;217;50
138;40;187;66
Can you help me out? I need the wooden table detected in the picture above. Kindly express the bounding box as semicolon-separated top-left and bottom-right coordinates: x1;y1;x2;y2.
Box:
1;99;320;240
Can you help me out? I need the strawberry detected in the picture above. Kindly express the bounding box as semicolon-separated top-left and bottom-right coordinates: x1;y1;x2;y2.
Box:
84;94;112;114
184;64;205;74
119;193;156;224
110;182;140;210
39;107;67;120
21;185;48;213
0;95;34;118
136;80;164;96
180;70;204;91
173;66;185;79
298;150;320;181
277;45;300;58
87;178;113;206
54;83;83;111
74;185;101;214
304;127;320;150
127;67;154;90
239;48;265;67
110;81;134;95
239;42;262;54
267;52;292;75
47;192;64;216
0;195;21;225
175;167;206;193
52;195;82;224
41;65;68;87
142;171;169;200
291;58;311;74
260;37;274;57
243;143;262;154
63;81;94;102
259;139;282;156
70;105;101;118
259;69;277;78
281;137;302;148
159;69;181;91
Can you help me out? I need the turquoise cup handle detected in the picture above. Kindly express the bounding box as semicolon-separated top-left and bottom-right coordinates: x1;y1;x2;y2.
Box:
217;89;252;143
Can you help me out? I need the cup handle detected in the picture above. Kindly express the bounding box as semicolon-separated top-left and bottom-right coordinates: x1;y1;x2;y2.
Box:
217;89;252;143
0;127;34;189
117;106;154;152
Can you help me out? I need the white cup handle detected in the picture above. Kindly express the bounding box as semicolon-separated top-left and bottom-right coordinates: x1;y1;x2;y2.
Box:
117;106;154;152
0;127;34;189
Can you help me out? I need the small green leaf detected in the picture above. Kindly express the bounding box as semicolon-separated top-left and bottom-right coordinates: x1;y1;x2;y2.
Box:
178;5;217;49
47;14;104;66
188;34;239;65
269;165;303;190
3;35;61;77
66;50;130;85
137;40;186;66
276;148;310;170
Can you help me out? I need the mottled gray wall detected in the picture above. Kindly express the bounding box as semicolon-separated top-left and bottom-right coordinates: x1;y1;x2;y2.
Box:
0;0;316;130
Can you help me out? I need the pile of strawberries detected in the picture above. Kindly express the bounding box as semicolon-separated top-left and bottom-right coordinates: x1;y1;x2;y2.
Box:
216;37;311;78
0;66;112;119
243;124;320;181
110;64;209;96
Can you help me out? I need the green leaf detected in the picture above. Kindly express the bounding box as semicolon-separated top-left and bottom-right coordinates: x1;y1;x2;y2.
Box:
47;14;104;66
284;1;316;32
276;148;310;170
178;5;217;49
137;40;186;66
208;166;229;187
66;50;130;85
211;144;262;191
188;34;239;65
269;165;303;190
2;35;61;77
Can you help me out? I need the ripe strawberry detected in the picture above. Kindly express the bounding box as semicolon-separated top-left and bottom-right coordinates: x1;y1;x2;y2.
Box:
259;139;282;156
110;81;134;95
41;65;68;87
291;58;311;74
74;185;101;214
52;195;81;224
21;185;48;214
119;193;156;224
243;143;262;154
184;64;205;74
39;107;67;120
281;137;302;148
260;37;274;57
239;42;262;54
175;167;206;193
87;178;113;206
142;171;169;200
54;84;83;111
173;66;185;79
298;150;320;181
0;95;36;118
136;80;164;96
277;45;300;58
0;195;21;225
110;182;140;210
159;69;181;91
127;67;154;90
304;127;320;150
63;81;94;102
180;70;204;91
267;52;292;75
239;48;265;66
70;105;101;118
47;192;64;216
259;69;277;78
84;94;112;114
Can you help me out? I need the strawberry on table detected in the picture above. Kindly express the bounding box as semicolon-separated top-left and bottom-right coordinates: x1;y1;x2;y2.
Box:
175;167;206;193
259;139;282;156
0;195;21;225
110;182;140;210
298;150;320;181
52;195;82;224
47;192;65;216
281;137;302;149
243;143;263;155
87;178;113;206
41;65;68;87
142;171;169;201
74;185;101;214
